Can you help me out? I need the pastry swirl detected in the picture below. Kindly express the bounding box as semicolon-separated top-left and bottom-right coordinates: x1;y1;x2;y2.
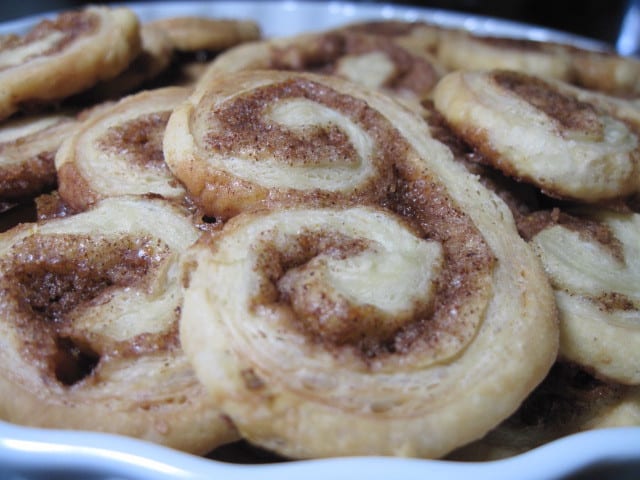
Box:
56;86;189;211
0;112;77;201
0;196;238;453
433;70;640;202
0;6;141;120
523;207;640;384
164;71;400;219
178;70;558;459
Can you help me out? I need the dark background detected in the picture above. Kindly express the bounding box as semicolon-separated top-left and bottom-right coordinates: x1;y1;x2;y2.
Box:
0;0;632;47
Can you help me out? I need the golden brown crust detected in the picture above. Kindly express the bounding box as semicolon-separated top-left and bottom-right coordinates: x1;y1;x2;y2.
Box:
0;6;141;120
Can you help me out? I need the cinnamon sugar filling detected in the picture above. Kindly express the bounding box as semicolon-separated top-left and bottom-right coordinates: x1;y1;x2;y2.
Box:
0;233;173;386
97;111;172;170
0;11;99;72
492;70;603;137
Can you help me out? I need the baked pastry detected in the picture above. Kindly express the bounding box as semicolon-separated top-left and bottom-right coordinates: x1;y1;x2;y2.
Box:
56;86;189;211
0;6;141;120
202;30;444;106
571;49;640;97
436;29;573;81
164;70;398;219
0;112;77;201
83;22;174;100
521;207;640;385
0;196;238;453
147;16;260;52
433;69;640;203
178;70;558;459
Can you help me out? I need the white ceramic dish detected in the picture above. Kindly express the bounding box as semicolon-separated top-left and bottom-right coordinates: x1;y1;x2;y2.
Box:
0;2;638;479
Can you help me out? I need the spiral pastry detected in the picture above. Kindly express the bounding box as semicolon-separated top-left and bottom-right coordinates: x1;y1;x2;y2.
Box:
570;49;640;97
522;207;640;385
164;70;401;219
201;31;444;108
436;30;573;81
433;70;640;203
83;23;174;101
56;86;189;211
147;16;260;52
177;70;558;458
0;6;141;120
0;112;77;201
0;196;238;453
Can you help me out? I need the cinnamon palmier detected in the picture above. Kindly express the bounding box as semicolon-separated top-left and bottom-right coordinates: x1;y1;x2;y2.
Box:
433;70;640;202
178;70;558;458
0;196;238;453
147;16;260;52
521;207;640;385
202;30;444;106
571;49;640;97
83;22;174;101
165;71;398;219
0;112;77;201
0;6;141;120
436;30;573;81
56;86;189;211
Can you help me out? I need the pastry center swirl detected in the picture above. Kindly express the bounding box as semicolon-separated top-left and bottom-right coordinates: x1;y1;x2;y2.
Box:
97;111;171;169
195;78;397;190
252;228;443;347
0;11;98;71
0;233;173;385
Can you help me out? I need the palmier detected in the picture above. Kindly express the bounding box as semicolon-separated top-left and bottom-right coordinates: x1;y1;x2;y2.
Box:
571;49;640;97
433;70;640;203
0;112;77;201
436;30;573;81
0;6;141;120
521;207;640;385
0;196;238;453
202;30;444;106
83;22;174;101
56;86;189;211
177;70;558;459
147;16;260;52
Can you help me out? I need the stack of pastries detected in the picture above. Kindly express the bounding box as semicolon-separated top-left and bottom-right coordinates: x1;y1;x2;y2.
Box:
0;4;638;462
